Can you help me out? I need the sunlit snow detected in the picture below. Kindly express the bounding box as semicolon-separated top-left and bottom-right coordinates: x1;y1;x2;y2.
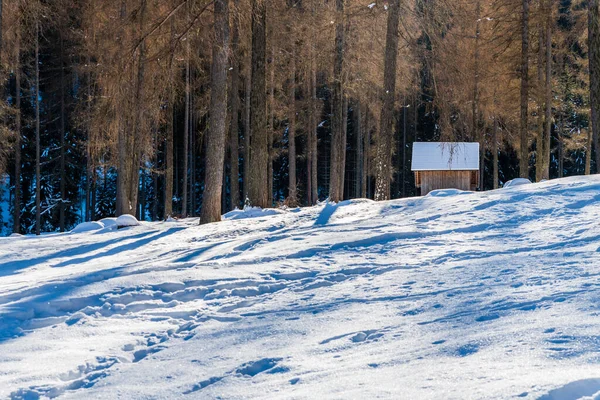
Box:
2;176;600;399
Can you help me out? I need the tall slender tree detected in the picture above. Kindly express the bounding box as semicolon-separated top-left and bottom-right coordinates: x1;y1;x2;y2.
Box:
520;0;530;179
328;0;346;202
228;0;240;210
590;0;600;171
247;0;269;208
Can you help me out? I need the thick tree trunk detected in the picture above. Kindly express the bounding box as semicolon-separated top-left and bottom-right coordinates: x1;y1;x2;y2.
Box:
520;0;530;179
116;1;145;217
329;0;346;202
200;0;230;224
247;0;269;208
35;21;41;235
13;24;21;234
589;0;600;172
374;0;401;201
229;0;240;210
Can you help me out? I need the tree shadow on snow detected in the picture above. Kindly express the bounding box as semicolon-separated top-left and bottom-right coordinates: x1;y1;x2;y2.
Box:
0;227;185;344
0;230;158;277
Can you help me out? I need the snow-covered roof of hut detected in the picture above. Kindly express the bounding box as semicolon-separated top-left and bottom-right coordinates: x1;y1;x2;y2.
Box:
411;142;479;171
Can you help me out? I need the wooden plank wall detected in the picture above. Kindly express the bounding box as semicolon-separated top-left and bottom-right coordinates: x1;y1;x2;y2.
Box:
420;170;473;195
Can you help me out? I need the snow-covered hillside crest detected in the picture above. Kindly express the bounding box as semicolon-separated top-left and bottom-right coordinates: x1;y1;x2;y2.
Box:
2;176;600;399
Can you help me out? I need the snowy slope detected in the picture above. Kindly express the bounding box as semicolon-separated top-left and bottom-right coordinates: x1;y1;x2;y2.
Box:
2;176;600;399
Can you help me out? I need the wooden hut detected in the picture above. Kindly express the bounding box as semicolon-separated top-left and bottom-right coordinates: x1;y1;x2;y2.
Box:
411;142;480;195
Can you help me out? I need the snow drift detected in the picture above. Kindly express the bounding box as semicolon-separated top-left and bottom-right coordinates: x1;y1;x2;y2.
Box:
2;176;600;399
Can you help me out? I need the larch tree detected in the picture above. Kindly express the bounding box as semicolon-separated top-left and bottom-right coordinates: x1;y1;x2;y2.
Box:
374;0;401;201
200;0;230;224
590;0;600;171
520;0;530;179
247;0;269;208
328;0;346;202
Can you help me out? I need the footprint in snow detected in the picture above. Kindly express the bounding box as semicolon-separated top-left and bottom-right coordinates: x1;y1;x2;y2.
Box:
185;358;289;393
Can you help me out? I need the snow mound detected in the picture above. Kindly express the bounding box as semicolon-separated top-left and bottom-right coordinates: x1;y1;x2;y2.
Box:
337;198;375;206
223;206;285;220
426;188;471;197
71;221;105;233
116;214;140;228
503;178;532;188
99;218;118;229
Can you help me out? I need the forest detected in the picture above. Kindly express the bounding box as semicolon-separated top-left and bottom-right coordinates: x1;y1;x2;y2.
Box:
0;0;598;234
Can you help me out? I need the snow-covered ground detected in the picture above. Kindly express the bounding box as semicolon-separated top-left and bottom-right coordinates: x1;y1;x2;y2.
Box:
2;176;600;399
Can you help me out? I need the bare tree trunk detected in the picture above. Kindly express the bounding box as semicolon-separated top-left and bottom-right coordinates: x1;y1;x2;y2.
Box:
182;3;191;217
288;38;297;206
402;97;407;197
536;12;544;183
558;113;564;177
329;0;346;202
586;127;593;175
341;95;348;198
13;21;21;234
200;0;230;224
355;100;362;198
129;0;147;218
590;0;600;172
247;0;269;208
229;0;240;210
309;4;318;205
35;20;41;235
164;20;175;219
268;40;275;206
244;65;251;202
374;0;400;201
362;105;369;198
543;0;552;180
473;0;483;189
164;94;174;219
59;34;66;231
307;75;313;204
520;0;530;179
0;0;3;59
152;139;158;220
493;115;499;189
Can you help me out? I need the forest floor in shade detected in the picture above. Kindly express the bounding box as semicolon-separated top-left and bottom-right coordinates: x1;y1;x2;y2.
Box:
2;176;600;399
